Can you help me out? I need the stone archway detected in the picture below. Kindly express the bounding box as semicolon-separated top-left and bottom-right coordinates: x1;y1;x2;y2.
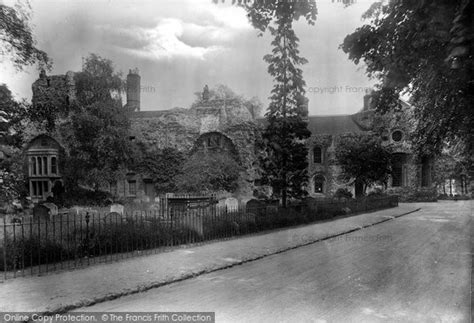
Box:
191;132;240;164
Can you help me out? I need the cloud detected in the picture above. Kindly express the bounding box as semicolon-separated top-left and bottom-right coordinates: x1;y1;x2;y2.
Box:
109;18;225;61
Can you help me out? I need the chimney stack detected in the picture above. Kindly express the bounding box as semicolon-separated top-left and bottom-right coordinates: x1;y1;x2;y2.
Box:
126;68;140;111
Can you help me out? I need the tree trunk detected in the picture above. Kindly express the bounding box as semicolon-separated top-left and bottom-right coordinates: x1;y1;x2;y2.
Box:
282;188;287;208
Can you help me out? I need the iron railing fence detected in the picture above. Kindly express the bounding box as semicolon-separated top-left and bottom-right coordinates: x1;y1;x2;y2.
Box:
0;195;398;281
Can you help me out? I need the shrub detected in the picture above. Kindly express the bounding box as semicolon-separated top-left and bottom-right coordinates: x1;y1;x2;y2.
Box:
334;188;353;199
60;187;113;207
367;188;387;197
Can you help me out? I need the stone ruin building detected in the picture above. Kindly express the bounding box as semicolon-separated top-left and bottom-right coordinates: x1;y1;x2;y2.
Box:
26;69;437;203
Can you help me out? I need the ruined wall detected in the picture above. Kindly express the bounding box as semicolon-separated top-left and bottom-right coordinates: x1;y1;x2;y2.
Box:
130;101;260;197
32;71;76;117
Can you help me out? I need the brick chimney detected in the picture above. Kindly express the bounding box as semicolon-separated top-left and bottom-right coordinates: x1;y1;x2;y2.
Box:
126;68;141;111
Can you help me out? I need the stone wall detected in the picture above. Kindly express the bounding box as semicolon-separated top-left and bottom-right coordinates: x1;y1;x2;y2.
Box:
130;101;260;197
31;71;76;117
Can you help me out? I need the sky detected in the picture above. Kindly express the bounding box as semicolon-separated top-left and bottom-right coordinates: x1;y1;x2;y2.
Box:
0;0;378;115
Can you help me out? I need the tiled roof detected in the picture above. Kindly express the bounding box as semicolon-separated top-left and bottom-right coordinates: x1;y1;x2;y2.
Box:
306;115;366;134
257;114;367;135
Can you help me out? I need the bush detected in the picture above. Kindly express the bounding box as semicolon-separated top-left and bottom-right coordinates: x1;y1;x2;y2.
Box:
334;188;353;199
367;188;387;197
60;187;113;207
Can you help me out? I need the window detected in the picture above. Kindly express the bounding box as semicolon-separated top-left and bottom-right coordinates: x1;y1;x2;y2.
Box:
110;182;117;196
31;157;37;175
128;180;137;196
313;146;322;163
206;134;221;148
38;157;42;175
314;175;325;193
391;153;407;187
391;130;404;142
31;180;49;197
43;156;48;175
421;157;431;187
51;157;57;174
392;165;403;187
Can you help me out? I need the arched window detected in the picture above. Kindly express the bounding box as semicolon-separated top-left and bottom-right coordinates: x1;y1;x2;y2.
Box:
51;157;57;175
38;157;42;175
314;175;325;193
31;157;37;175
391;153;407;187
313;146;322;163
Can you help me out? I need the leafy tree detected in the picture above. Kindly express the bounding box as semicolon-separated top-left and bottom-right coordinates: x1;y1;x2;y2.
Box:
340;0;474;165
335;133;392;195
0;149;27;206
132;145;185;194
258;4;314;207
192;84;263;118
432;154;457;194
175;152;242;194
213;0;317;34
215;1;317;207
0;84;28;205
58;54;133;190
433;151;471;195
0;1;51;69
0;84;27;148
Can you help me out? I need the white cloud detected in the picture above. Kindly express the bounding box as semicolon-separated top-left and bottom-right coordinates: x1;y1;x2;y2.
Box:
116;18;225;61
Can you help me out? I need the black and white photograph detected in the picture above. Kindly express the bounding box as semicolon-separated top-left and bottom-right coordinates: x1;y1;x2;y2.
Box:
0;0;472;322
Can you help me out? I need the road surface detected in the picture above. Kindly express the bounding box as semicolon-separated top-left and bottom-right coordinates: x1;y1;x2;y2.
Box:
79;201;472;322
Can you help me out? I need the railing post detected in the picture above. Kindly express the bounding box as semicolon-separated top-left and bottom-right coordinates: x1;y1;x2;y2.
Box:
3;216;7;281
85;213;90;266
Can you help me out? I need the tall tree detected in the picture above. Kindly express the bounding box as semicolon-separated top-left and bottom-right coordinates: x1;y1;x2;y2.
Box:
341;0;474;169
335;133;392;195
0;84;27;148
260;4;314;206
0;1;51;70
0;84;28;204
215;1;317;206
58;54;133;190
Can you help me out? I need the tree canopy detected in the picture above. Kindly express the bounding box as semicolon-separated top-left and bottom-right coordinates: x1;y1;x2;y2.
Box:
132;145;185;194
58;54;133;189
215;0;317;206
0;84;27;148
0;1;51;70
0;84;28;204
174;152;242;194
192;84;263;118
341;0;474;164
335;133;392;194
